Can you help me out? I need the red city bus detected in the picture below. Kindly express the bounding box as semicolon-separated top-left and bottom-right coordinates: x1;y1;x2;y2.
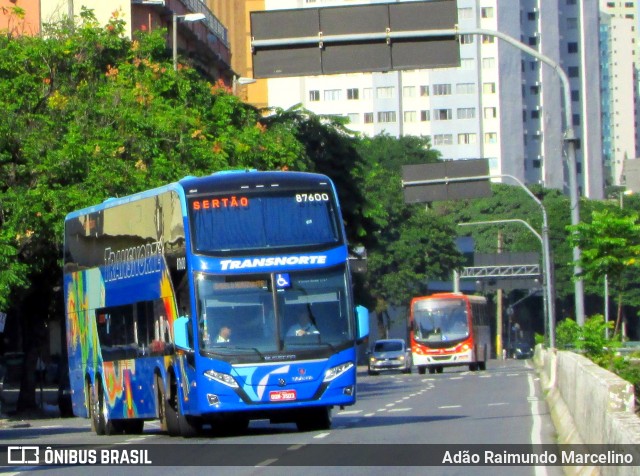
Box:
409;293;491;374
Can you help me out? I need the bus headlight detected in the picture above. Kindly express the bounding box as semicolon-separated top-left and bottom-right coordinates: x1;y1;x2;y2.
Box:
324;362;354;382
204;369;239;388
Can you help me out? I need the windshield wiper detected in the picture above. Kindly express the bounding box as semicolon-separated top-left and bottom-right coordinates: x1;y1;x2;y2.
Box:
204;345;264;360
284;340;336;352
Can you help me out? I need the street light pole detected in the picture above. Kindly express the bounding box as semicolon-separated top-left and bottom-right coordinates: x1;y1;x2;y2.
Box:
172;13;206;71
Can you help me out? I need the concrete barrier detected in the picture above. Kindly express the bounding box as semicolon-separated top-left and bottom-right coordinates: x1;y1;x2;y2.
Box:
534;346;640;476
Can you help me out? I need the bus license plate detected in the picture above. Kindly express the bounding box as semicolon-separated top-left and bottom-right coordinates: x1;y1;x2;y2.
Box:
269;390;297;402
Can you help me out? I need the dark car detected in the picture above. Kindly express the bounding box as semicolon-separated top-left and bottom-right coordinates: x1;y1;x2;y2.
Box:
367;339;412;375
511;340;534;359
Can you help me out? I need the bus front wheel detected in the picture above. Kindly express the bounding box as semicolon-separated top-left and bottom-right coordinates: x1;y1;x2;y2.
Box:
296;407;332;432
157;375;180;436
89;379;117;435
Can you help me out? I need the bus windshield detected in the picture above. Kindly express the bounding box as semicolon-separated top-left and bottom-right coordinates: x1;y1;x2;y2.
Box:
196;266;353;359
412;298;469;342
189;189;341;253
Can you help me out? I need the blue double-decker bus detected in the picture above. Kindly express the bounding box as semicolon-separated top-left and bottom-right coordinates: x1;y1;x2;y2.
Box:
63;170;369;436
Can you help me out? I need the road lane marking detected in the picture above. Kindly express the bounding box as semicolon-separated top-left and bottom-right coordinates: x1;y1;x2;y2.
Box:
364;413;375;417
313;432;330;439
255;458;278;466
339;409;362;415
528;371;547;476
438;405;461;409
385;403;395;407
288;444;304;451
389;408;411;412
488;402;508;406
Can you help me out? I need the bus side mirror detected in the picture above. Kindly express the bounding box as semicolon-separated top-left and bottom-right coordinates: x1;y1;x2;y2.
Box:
173;316;192;351
355;305;369;343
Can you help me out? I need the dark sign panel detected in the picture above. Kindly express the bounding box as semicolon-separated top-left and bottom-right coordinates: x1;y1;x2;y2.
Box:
402;159;491;203
251;0;459;78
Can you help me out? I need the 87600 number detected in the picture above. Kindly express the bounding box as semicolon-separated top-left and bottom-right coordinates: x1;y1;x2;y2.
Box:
295;193;329;202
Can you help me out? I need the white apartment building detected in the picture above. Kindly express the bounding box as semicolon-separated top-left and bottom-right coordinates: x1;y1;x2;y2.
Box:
599;0;639;188
264;0;604;199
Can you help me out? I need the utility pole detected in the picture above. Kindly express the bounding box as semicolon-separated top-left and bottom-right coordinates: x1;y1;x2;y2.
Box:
496;231;504;358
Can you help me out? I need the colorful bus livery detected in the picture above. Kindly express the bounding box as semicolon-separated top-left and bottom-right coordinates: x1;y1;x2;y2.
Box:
64;171;369;436
409;293;491;375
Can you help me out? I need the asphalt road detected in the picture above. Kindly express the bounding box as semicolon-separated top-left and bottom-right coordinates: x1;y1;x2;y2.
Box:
1;358;563;476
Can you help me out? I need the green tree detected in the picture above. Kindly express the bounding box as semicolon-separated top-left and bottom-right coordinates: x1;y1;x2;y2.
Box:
0;10;305;410
567;209;640;335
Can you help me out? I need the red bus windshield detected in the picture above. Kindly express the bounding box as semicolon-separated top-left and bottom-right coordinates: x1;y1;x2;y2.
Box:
411;298;469;344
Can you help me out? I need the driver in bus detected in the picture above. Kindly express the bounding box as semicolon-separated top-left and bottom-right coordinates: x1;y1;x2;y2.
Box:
287;308;319;337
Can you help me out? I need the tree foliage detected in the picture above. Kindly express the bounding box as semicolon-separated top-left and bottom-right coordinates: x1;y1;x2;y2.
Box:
355;135;465;315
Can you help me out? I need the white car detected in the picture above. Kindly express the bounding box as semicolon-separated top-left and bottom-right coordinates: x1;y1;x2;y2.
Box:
367;339;412;375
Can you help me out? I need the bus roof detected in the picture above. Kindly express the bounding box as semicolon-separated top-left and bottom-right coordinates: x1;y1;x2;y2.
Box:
64;170;335;220
411;293;487;305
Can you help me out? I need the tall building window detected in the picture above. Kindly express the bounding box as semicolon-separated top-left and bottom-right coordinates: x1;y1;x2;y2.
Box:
460;34;474;44
483;82;496;94
433;84;452;95
528;36;538;46
420;110;430;121
482;57;495;69
458;7;473;19
433;134;453;145
484;132;498;144
482;35;495;44
434;109;452;120
456;83;476;94
309;90;320;101
404;111;417;123
324;89;341;101
378;111;397;123
567;42;578;53
420;85;429;97
347;88;359;100
457;108;476;119
481;7;494;18
460;58;475;69
363;88;373;99
571;90;580;101
484;107;497;119
458;133;477;144
376;87;394;99
364;112;374;124
573;114;581;126
566;18;578;29
568;66;579;78
530;85;540;95
347;113;360;124
403;86;416;98
527;12;537;21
